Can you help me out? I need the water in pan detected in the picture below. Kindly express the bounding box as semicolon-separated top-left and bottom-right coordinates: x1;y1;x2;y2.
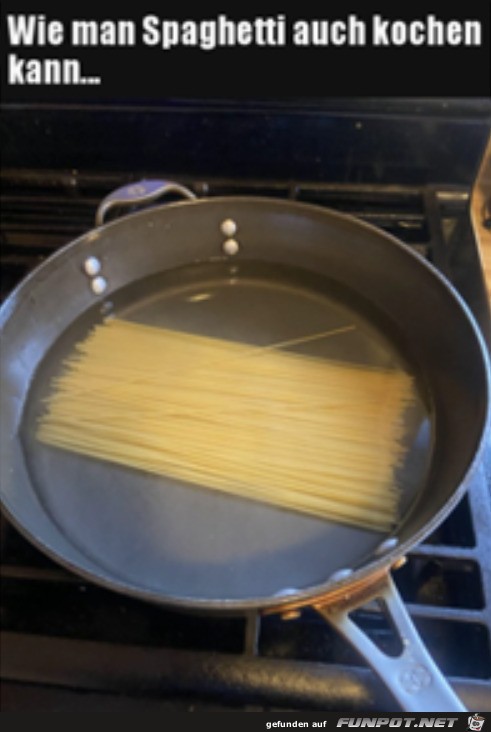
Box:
21;260;431;602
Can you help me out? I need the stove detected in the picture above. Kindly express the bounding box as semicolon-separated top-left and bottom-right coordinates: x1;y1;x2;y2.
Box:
1;99;490;711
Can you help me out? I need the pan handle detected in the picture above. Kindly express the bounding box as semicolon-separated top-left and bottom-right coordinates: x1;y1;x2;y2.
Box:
95;179;197;227
315;572;466;711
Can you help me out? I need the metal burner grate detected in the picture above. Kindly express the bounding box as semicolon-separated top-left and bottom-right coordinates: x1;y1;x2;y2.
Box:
1;170;490;711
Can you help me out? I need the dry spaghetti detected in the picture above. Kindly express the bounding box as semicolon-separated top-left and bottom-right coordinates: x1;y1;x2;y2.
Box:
37;318;415;531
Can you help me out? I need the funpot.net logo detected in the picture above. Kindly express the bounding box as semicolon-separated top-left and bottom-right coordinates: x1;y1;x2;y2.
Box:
336;720;460;728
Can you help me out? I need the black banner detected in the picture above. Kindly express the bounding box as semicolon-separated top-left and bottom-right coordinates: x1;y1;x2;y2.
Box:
0;712;488;731
0;0;490;102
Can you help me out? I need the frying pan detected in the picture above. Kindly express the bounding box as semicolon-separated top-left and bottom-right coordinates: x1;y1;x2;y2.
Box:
1;180;489;712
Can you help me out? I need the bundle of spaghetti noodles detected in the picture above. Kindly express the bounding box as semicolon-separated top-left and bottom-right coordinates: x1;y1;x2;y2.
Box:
37;318;414;532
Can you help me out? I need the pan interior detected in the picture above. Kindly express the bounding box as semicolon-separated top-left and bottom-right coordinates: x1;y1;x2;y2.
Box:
21;260;431;602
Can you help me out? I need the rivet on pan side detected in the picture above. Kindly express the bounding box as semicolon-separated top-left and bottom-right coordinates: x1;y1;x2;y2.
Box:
274;587;300;597
220;219;237;237
329;568;354;583
375;537;399;556
223;238;240;256
83;256;101;276
91;276;107;295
